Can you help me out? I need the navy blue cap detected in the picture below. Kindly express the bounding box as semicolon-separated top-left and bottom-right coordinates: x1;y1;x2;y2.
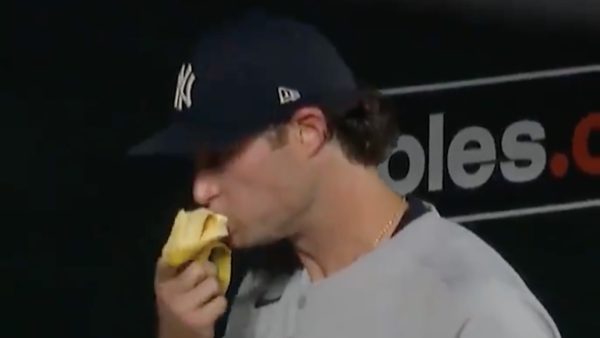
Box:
129;11;361;157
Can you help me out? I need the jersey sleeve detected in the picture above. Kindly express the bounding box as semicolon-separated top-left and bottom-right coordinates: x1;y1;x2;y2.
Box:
457;280;561;338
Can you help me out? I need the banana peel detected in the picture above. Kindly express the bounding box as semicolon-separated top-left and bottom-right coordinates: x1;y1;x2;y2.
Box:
161;208;231;293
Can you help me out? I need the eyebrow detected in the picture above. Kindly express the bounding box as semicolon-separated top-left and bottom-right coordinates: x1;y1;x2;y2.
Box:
194;141;246;170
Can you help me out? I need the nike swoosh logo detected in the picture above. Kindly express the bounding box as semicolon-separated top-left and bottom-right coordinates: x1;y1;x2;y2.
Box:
254;295;282;308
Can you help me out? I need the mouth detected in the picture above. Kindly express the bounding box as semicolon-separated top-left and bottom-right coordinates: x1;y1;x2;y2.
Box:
223;233;235;248
223;225;234;246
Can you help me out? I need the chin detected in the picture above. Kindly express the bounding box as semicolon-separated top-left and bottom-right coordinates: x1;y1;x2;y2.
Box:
229;233;279;250
226;234;252;250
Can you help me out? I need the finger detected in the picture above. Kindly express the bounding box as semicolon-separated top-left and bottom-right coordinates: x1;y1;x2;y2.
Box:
202;261;218;278
180;277;222;311
174;261;210;291
192;295;228;326
155;256;177;284
175;260;218;291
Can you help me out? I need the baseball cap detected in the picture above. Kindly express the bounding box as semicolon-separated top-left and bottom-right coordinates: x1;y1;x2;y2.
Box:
129;10;362;157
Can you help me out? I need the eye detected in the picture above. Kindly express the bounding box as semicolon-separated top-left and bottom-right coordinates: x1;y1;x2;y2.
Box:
194;144;243;171
195;151;229;171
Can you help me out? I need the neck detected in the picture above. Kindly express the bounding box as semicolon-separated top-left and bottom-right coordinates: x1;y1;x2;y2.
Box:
290;160;407;283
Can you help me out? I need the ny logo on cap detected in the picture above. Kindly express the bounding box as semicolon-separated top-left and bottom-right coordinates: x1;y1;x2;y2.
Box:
278;86;301;105
174;63;196;111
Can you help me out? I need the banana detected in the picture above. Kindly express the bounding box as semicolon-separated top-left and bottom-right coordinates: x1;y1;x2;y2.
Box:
161;208;231;293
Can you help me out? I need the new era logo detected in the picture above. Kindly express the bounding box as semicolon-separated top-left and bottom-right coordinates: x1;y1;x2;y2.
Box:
174;63;196;111
278;86;301;104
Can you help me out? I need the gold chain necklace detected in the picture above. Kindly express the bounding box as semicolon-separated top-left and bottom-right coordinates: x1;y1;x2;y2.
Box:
373;197;406;247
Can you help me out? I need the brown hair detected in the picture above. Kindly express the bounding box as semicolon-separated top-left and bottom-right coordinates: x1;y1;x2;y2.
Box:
323;87;400;166
267;87;400;166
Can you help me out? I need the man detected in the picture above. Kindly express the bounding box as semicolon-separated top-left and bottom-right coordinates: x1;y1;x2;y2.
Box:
130;10;561;338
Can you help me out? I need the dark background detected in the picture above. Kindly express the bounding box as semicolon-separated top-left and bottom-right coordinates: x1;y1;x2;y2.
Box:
3;1;599;337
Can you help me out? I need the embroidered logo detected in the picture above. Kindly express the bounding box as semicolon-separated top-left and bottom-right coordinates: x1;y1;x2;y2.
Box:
278;86;301;104
174;63;196;111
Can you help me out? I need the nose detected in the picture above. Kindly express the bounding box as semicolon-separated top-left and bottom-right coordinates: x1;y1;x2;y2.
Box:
193;171;221;207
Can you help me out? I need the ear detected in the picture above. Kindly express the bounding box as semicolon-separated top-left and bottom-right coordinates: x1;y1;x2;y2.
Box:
289;106;328;157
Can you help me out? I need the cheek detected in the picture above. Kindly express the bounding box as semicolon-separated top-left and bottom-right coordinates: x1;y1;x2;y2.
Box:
220;147;301;232
225;162;284;213
218;148;282;212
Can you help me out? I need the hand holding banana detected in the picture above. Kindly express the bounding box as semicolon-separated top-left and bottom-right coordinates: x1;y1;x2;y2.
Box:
154;208;232;338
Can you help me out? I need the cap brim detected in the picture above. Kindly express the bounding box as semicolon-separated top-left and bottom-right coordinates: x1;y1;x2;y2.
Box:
129;89;365;158
128;122;240;157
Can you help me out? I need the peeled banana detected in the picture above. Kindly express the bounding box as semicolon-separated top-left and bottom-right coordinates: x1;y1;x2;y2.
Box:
161;208;231;293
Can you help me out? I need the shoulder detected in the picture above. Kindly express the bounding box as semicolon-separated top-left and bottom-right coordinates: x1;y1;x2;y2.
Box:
456;279;562;338
396;205;531;294
394;204;560;337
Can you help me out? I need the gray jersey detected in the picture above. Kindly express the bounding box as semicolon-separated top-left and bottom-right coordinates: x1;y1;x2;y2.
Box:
223;200;561;338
